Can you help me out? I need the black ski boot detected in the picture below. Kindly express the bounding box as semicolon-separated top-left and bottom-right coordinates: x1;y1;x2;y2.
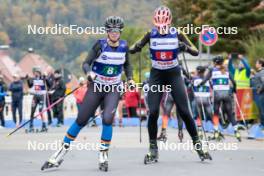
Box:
178;129;184;142
41;143;69;171
144;140;159;164
157;129;167;142
40;123;48;133
208;130;224;141
25;124;35;133
193;139;212;161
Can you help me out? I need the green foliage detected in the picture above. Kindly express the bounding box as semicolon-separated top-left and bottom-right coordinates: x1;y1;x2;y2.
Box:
243;31;264;67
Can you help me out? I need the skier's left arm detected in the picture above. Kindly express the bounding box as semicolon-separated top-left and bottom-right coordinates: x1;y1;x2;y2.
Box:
123;47;133;81
178;31;199;56
229;74;237;93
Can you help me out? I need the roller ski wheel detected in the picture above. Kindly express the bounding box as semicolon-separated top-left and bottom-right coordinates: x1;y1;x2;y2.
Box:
25;127;35;133
144;153;158;164
41;143;69;171
198;151;213;161
99;161;108;172
41;159;64;171
234;130;241;142
99;150;109;172
39;127;48;133
178;130;183;143
194;140;212;161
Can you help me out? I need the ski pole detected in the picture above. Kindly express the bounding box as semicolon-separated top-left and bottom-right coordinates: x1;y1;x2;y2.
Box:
6;84;85;137
182;52;209;142
139;52;142;143
234;94;249;133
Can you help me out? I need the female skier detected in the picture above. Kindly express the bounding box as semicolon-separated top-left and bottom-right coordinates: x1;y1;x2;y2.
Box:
130;6;211;163
41;16;134;172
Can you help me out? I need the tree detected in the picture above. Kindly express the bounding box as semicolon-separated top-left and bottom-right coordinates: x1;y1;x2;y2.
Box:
212;0;264;53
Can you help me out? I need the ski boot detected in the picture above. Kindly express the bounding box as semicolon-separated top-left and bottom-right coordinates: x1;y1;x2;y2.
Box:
193;139;212;161
25;125;35;133
197;127;204;140
178;129;184;142
41;143;69;171
208;130;224;141
40;126;48;133
39;123;48;133
157;129;167;142
144;140;159;164
99;149;109;172
234;130;241;142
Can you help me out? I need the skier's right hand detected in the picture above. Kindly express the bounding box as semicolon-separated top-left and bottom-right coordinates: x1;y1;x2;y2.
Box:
179;42;188;52
86;72;96;82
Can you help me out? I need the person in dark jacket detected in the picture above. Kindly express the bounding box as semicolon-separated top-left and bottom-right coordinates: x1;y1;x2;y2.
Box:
0;75;7;127
51;69;66;127
45;67;54;125
9;74;24;125
27;67;47;132
252;59;264;129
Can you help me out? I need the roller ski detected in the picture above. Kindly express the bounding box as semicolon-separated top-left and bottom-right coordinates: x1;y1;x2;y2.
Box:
144;140;159;164
39;126;48;133
41;143;69;171
157;129;167;142
208;130;224;141
25;126;35;133
178;129;183;142
193;139;212;161
99;150;109;172
234;130;241;142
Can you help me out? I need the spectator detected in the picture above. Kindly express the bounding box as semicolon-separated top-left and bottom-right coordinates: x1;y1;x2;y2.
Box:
9;74;23;126
124;86;140;117
228;54;251;88
252;59;264;129
45;66;54;125
0;74;7;127
51;69;66;127
73;77;87;112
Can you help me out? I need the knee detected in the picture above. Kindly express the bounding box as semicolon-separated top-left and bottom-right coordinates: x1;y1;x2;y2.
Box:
76;118;87;127
102;115;114;125
149;108;159;118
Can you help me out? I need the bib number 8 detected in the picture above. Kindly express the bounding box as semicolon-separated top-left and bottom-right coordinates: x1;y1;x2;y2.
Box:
107;67;114;75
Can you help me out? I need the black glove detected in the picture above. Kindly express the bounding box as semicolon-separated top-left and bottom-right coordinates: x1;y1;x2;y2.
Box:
179;42;188;52
87;72;96;82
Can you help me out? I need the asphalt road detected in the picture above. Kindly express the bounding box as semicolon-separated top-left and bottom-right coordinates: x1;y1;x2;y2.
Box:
0;126;263;176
